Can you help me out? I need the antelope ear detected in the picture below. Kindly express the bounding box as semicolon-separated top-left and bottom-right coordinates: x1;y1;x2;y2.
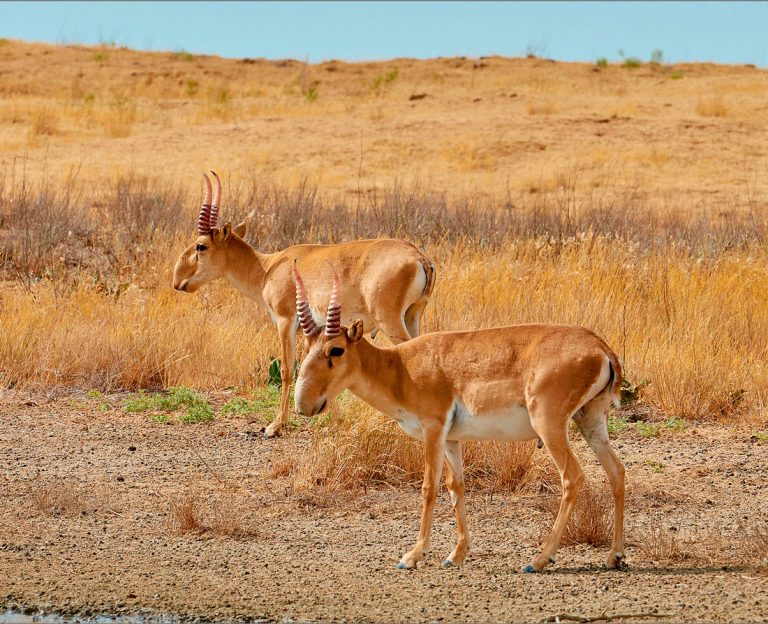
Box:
233;221;247;238
347;319;364;342
213;222;232;243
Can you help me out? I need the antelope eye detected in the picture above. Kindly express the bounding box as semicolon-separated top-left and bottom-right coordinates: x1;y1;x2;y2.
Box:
328;347;345;357
196;244;207;252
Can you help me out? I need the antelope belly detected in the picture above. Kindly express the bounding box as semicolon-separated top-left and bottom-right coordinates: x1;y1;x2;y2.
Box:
448;402;538;442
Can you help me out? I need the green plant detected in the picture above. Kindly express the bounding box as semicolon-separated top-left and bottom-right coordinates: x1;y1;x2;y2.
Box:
93;51;108;63
607;415;629;434
371;68;399;95
86;389;102;399
222;396;269;417
83;93;96;104
596;58;608;68
751;431;768;443
650;49;664;65
618;49;642;69
621;378;650;406
645;459;666;473
267;357;298;387
124;386;213;424
669;71;684;80
636;422;661;437
304;85;318;103
176;49;194;62
664;417;687;432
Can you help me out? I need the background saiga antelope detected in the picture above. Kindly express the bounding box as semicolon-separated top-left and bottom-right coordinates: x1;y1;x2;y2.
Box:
293;269;626;572
173;172;435;437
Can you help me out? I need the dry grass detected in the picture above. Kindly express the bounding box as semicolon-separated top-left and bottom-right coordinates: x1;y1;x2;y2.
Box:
1;174;767;424
166;491;257;539
539;482;614;547
30;480;90;517
635;516;768;570
635;515;690;563
2;40;768;494
696;96;728;118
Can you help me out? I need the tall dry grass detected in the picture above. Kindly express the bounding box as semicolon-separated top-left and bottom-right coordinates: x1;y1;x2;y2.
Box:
1;172;767;424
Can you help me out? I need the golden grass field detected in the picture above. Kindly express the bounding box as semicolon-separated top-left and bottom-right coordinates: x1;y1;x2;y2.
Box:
1;38;767;491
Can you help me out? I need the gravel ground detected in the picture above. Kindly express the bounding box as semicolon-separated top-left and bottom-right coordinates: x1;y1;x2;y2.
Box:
1;393;767;623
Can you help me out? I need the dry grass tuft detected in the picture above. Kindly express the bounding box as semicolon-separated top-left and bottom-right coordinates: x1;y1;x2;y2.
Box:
540;481;613;547
30;480;89;517
635;515;690;562
526;99;557;115
696;96;728;117
166;491;257;539
29;108;59;137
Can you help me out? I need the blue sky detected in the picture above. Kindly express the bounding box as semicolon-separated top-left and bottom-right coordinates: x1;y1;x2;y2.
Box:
1;1;767;66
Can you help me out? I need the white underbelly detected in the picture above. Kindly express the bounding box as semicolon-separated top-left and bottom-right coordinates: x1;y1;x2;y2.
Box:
395;410;423;440
448;402;538;442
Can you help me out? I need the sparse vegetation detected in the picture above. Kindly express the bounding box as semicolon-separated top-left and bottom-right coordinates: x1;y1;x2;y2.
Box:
166;491;257;538
607;415;629;434
645;459;666;473
124;386;214;423
540;482;613;547
176;49;194;62
596;57;608;68
696;96;728;117
371;68;399;95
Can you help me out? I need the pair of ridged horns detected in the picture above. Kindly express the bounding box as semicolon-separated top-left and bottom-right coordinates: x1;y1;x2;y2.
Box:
197;171;222;235
293;263;342;338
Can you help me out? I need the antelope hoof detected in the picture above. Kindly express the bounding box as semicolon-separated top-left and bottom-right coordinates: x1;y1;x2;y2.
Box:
396;561;415;570
442;559;453;568
606;551;626;569
523;564;537;573
264;422;282;439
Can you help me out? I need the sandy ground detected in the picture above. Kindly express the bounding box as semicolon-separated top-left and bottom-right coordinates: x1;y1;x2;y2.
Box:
1;393;767;623
1;40;767;204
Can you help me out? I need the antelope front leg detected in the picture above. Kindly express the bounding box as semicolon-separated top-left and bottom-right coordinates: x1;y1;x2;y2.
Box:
398;424;445;569
264;319;296;439
442;440;469;567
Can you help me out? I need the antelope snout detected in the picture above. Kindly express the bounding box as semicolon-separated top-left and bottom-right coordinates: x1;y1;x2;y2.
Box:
296;397;327;417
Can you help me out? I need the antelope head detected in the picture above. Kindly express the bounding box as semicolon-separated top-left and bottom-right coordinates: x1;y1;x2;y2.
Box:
172;171;247;293
293;264;365;416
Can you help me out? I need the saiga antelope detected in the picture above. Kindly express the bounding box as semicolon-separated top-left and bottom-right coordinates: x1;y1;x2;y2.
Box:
292;269;626;572
172;172;435;438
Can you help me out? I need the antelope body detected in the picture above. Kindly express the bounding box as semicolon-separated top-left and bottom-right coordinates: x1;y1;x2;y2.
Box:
293;269;626;572
172;173;435;437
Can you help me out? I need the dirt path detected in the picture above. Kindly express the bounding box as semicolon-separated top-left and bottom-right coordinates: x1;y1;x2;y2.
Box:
1;394;767;623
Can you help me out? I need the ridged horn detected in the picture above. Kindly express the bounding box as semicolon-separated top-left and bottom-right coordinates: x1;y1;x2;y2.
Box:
197;172;213;234
293;261;319;337
210;170;221;228
325;267;341;337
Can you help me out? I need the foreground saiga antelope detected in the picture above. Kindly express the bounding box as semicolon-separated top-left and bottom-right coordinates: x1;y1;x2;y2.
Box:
173;172;435;437
293;269;626;572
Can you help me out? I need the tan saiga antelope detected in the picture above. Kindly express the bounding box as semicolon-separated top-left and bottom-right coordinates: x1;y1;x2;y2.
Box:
172;172;435;438
292;268;626;572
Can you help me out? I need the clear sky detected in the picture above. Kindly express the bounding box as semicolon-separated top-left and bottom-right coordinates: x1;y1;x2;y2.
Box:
1;1;767;66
